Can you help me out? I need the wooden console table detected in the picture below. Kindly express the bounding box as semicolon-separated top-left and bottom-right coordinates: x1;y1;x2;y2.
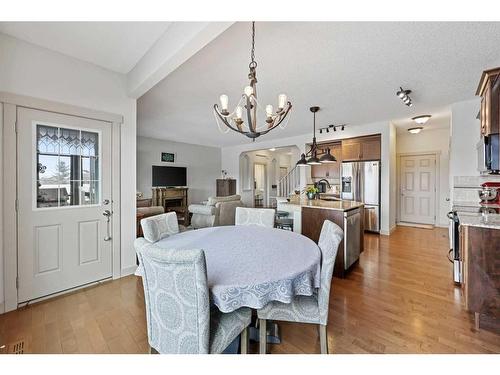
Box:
152;187;189;226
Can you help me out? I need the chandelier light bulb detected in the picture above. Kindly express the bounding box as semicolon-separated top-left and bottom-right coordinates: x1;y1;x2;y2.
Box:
266;105;274;117
278;94;287;109
244;86;254;97
235;106;243;119
219;94;229;111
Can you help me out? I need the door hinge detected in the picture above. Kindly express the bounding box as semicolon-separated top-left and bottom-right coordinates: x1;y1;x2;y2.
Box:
16;276;19;289
14;121;18;133
15;198;19;212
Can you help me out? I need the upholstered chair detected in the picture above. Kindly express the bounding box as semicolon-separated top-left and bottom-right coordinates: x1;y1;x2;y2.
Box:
136;212;188;277
188;195;245;229
257;220;343;354
136;239;252;354
140;212;180;243
235;207;276;228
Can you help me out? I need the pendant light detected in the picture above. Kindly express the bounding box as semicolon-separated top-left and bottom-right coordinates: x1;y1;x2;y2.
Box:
319;147;337;163
297;106;324;167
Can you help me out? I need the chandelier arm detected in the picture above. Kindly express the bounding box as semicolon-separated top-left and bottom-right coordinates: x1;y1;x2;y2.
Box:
255;103;292;135
214;105;247;134
245;96;255;133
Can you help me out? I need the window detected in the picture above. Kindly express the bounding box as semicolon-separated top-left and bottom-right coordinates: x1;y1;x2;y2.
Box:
36;124;100;208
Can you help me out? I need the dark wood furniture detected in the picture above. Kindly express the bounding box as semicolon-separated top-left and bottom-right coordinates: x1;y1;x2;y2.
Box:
341;134;381;162
461;225;500;334
216;179;237;197
136;212;145;238
476;67;500;137
301;206;364;278
151;187;189;226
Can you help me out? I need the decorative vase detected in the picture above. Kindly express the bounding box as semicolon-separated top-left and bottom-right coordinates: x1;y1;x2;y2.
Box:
307;192;315;200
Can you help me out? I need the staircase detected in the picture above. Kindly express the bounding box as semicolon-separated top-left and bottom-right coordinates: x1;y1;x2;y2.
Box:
277;165;300;198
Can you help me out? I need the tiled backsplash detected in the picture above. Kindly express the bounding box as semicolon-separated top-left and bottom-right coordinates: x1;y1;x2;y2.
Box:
453;175;500;206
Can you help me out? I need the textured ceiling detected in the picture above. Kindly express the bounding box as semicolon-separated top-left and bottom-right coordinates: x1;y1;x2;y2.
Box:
0;22;170;73
138;21;500;147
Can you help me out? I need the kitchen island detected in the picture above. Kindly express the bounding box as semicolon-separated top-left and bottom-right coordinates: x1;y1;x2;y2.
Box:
458;212;500;334
278;196;364;278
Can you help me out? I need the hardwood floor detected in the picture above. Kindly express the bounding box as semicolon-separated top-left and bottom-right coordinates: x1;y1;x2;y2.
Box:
1;226;499;354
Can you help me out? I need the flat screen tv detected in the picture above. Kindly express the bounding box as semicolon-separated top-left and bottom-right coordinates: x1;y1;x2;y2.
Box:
152;166;187;187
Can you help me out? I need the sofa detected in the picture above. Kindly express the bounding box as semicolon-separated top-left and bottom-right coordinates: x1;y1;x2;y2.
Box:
188;195;244;229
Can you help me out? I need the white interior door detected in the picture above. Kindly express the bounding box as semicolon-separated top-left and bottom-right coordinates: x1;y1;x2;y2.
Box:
17;107;113;303
399;154;436;225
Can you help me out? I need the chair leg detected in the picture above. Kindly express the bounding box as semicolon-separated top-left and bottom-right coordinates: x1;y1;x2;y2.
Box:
319;325;328;354
259;319;267;354
240;327;249;354
150;346;159;354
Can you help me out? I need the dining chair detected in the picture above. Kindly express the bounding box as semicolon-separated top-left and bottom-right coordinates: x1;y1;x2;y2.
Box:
136;239;252;354
235;207;275;228
140;211;180;243
257;220;343;354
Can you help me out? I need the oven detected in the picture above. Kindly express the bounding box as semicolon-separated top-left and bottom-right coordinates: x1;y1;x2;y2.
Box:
447;211;462;284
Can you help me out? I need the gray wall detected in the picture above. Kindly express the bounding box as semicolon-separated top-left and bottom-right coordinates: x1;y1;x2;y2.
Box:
137;136;221;204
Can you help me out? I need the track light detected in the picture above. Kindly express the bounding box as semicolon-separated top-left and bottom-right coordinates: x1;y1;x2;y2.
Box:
341;125;345;131
396;87;413;107
333;126;337;131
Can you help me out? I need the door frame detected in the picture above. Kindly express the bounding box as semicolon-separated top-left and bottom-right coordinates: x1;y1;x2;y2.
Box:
253;162;267;207
396;151;440;226
1;92;123;313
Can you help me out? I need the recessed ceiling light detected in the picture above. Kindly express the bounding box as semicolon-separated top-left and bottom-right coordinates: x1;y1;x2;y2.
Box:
412;115;432;125
408;127;423;134
269;148;276;151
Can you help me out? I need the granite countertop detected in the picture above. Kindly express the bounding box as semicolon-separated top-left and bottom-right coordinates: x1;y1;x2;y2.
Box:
285;197;364;211
458;212;500;230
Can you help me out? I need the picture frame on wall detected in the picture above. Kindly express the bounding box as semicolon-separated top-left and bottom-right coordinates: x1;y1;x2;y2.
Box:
161;152;175;163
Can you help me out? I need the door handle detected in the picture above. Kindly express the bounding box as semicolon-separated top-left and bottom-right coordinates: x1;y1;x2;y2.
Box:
103;210;112;241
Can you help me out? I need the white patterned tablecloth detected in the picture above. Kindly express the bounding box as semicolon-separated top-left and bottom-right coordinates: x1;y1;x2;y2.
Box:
154;225;321;313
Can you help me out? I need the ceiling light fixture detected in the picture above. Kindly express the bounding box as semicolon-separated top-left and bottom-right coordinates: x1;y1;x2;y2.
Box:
269;148;276;151
412;115;432;124
396;87;413;107
408;127;423;134
213;22;292;141
318;123;346;133
296;107;336;166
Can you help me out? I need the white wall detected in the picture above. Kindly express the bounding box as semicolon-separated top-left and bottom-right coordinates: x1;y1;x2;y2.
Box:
221;121;396;235
449;99;481;191
397;126;451;227
136;136;221;204
0;102;3;311
0;33;138;309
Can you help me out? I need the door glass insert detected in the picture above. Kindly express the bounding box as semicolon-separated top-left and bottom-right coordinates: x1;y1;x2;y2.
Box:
36;124;100;208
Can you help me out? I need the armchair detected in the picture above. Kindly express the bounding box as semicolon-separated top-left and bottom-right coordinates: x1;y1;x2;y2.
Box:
188;195;244;229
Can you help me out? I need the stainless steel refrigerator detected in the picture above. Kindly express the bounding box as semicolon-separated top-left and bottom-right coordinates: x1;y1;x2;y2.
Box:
341;161;380;233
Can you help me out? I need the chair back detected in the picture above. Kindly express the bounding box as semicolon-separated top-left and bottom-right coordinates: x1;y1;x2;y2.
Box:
235;207;275;228
137;243;210;353
141;212;179;243
317;220;344;325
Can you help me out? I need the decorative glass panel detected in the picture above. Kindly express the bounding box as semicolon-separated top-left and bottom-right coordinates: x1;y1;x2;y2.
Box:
36;124;100;209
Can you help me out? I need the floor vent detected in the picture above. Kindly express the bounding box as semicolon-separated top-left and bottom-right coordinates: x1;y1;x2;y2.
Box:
8;340;25;354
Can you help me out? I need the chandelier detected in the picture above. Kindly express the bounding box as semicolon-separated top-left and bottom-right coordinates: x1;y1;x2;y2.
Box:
213;22;292;140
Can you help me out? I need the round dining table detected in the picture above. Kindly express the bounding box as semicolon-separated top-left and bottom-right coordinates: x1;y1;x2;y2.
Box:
153;225;322;313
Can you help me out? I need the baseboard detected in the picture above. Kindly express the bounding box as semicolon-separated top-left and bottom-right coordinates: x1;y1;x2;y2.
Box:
121;265;138;278
397;222;434;229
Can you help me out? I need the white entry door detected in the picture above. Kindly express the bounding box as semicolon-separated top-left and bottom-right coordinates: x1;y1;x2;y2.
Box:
399;154;436;225
17;107;113;303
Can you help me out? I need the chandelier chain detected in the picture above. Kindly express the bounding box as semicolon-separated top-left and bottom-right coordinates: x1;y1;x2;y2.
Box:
249;21;257;69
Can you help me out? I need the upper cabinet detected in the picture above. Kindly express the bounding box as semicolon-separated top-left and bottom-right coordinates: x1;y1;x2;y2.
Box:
476;67;500;136
342;135;381;162
311;142;342;178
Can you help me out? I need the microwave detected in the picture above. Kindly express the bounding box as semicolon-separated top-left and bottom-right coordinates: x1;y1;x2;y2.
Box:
477;134;499;173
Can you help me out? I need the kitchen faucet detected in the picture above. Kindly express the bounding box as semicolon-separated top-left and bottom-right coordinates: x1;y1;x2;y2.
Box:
316;179;331;189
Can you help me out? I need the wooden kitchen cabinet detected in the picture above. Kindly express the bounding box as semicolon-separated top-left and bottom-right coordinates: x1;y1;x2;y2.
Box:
461;224;500;334
341;135;381;161
310;142;342;178
476;67;500;136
